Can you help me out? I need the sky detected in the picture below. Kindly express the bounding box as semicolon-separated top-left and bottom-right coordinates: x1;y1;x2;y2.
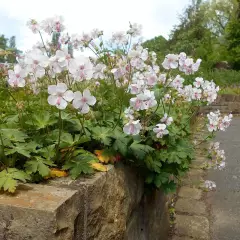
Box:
0;0;190;52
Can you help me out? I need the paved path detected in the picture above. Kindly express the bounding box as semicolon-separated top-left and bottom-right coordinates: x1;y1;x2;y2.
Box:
207;117;240;240
170;117;240;240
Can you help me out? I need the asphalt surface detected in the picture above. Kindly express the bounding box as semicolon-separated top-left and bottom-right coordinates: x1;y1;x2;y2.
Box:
207;117;240;240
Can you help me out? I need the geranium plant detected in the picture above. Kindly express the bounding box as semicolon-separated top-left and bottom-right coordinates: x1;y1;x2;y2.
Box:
0;16;231;193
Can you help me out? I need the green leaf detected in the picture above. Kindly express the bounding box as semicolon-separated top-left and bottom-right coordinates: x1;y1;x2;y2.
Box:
0;168;30;193
154;172;170;188
130;141;154;160
26;112;57;129
162;180;177;194
24;157;55;177
1;128;28;143
91;126;112;146
63;152;97;179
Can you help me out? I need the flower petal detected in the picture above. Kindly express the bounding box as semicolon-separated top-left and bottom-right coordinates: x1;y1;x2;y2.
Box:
48;85;57;95
80;103;90;114
83;89;91;98
57;98;68;110
63;90;74;102
48;95;58;106
56;83;67;93
73;91;82;100
87;96;96;106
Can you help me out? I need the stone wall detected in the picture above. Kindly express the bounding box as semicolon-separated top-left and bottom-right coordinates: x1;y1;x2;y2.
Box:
0;164;170;240
200;94;240;114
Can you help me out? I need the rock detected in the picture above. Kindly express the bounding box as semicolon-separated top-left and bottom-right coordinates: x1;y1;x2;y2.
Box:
0;164;170;240
178;186;202;200
175;215;209;240
175;198;206;215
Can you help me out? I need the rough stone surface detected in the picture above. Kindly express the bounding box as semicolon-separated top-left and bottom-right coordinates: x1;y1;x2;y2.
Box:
178;186;202;200
175;198;206;215
172;236;192;240
200;94;240;114
175;215;209;240
0;164;170;240
0;184;80;240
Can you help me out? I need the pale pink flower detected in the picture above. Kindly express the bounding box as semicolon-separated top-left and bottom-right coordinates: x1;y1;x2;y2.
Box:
49;50;71;73
48;83;74;110
162;54;178;69
8;64;26;88
69;56;94;81
27;19;40;33
123;120;142;135
153;123;169;138
72;89;96;114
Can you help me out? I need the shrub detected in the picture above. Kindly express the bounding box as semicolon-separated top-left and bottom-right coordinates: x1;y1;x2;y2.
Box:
0;17;231;193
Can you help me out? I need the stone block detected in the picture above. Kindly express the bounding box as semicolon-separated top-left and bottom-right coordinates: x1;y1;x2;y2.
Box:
178;186;202;200
172;236;192;240
0;184;80;240
0;163;170;240
175;215;209;240
175;198;206;215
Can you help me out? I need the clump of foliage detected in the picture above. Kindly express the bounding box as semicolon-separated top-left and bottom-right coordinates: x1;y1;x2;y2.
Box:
0;17;231;193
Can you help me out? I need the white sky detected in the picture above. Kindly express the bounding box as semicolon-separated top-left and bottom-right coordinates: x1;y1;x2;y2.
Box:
0;0;190;52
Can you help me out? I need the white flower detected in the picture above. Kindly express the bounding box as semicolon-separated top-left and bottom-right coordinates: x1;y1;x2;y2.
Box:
71;34;82;49
72;89;96;114
159;74;167;84
161;113;173;126
153;123;169;138
47;83;74;110
145;72;158;86
111;31;128;45
93;63;106;79
25;49;49;78
127;23;142;37
162;54;178;69
91;28;103;39
49;50;71;74
171;75;184;89
130;90;157;111
123;120;142;135
69;56;94;81
41;18;54;34
52;16;65;32
192;88;202;100
27;19;40;33
204;180;216;190
8;64;26;88
194;77;204;88
129;45;148;70
41;16;65;34
124;107;134;119
179;56;202;75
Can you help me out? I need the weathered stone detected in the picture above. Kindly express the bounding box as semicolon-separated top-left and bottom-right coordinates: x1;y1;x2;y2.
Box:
0;163;170;240
181;169;204;187
175;215;209;240
172;236;192;240
0;184;80;240
175;198;206;215
178;186;202;200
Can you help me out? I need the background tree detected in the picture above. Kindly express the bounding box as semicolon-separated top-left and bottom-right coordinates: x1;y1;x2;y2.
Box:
225;0;240;69
0;35;21;63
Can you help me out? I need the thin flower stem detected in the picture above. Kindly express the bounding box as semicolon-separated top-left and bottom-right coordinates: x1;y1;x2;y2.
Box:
76;113;86;135
38;31;50;57
56;110;62;160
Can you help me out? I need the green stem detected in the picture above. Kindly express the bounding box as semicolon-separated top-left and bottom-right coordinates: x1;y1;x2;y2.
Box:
38;31;50;57
76;113;86;135
56;110;62;159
